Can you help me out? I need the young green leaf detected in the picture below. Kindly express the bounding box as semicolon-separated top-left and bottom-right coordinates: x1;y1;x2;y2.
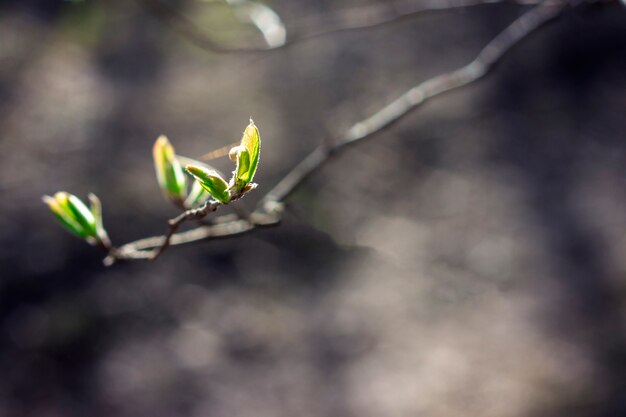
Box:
185;164;231;204
66;193;97;237
184;179;210;208
43;193;86;238
239;119;260;184
153;135;187;203
42;192;97;242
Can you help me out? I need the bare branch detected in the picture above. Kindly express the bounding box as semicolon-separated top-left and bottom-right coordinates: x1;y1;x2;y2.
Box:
291;0;542;43
105;188;265;264
107;206;279;263
103;0;567;264
139;0;539;53
261;0;566;203
151;200;222;261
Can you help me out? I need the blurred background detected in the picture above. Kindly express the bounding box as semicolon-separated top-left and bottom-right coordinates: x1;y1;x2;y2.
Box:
1;0;626;416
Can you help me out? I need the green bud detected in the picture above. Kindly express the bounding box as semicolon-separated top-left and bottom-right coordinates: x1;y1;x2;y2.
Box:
184;179;210;208
230;119;260;192
234;147;251;189
153;135;187;203
240;119;260;183
185;164;231;204
43;192;98;243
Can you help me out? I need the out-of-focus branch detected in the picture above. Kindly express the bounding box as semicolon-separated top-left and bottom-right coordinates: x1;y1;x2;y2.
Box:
105;1;568;264
139;0;540;53
261;0;567;204
291;0;542;43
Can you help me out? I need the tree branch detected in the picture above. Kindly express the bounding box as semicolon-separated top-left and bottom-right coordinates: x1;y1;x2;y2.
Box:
261;0;566;203
139;0;540;53
104;0;568;264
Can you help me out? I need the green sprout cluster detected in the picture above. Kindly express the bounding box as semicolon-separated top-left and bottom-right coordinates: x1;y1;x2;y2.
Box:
43;119;261;246
185;120;260;204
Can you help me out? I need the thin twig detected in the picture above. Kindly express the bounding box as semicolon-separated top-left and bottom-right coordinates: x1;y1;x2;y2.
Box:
106;191;258;263
102;1;568;264
103;201;222;265
151;200;222;260
261;0;567;204
291;0;542;43
139;0;538;53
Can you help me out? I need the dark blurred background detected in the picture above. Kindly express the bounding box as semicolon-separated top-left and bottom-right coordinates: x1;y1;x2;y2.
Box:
1;0;626;416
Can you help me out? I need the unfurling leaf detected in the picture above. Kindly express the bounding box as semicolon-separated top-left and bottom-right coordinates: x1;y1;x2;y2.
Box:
153;135;187;203
240;119;260;183
230;119;260;191
43;192;98;244
185;164;231;204
234;147;251;185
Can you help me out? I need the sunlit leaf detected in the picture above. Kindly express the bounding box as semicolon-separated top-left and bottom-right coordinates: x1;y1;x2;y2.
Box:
153;135;187;203
185;164;231;204
240;119;260;183
42;192;97;241
229;119;260;192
